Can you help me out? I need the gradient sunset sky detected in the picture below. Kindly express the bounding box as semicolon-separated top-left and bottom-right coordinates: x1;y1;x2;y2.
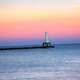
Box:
0;0;80;45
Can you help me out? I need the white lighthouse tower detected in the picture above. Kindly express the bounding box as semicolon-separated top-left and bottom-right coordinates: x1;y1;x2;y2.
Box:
43;32;52;47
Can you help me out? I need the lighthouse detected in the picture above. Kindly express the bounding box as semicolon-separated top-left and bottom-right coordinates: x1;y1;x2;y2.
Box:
43;32;52;47
0;32;54;50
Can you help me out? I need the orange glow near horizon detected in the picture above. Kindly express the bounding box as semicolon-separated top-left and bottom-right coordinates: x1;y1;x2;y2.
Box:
0;6;80;40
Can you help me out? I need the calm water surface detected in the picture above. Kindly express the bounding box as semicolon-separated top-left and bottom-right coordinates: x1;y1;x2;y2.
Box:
0;44;80;80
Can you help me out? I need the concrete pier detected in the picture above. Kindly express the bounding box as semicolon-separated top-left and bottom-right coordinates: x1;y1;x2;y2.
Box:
0;32;54;50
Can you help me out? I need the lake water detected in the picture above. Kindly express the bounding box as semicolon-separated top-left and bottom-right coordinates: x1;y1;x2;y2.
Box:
0;44;80;80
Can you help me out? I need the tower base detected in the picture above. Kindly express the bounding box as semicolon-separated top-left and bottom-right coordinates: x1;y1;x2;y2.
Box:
43;42;52;47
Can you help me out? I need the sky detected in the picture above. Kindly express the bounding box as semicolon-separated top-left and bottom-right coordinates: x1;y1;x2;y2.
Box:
0;0;80;45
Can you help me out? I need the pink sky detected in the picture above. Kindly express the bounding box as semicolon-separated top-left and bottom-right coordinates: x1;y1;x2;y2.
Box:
0;0;80;44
